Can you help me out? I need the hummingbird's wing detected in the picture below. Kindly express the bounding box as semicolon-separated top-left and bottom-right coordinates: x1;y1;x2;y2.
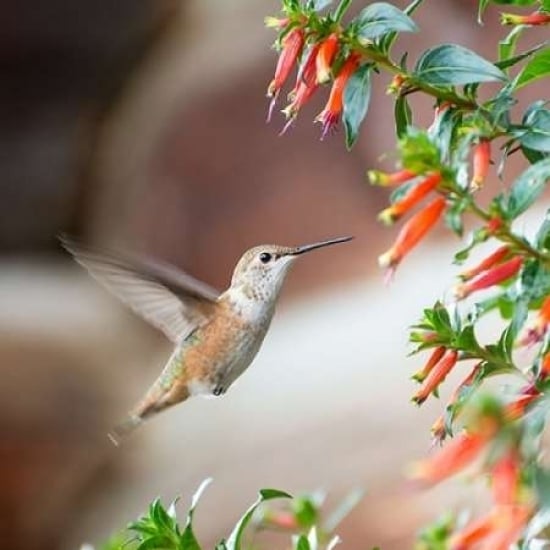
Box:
60;237;220;343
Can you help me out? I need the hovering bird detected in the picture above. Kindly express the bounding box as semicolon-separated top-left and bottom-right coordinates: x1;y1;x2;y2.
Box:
61;235;353;444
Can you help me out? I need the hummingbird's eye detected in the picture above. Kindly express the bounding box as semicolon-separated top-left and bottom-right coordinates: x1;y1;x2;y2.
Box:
259;252;272;264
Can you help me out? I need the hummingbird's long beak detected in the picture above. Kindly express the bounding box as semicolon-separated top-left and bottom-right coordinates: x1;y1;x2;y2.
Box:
290;235;354;256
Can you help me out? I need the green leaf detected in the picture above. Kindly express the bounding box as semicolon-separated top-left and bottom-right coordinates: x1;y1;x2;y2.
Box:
535;466;550;510
343;64;372;150
378;0;424;53
413;44;507;86
503;157;550;218
398;128;441;173
394;95;412;138
354;2;418;41
536;209;550;250
292;497;319;528
515;103;550;152
514;47;550;89
181;479;212;550
496;41;546;71
498;25;524;65
477;0;490;23
293;535;311;550
309;0;333;11
519;259;550;302
225;489;292;550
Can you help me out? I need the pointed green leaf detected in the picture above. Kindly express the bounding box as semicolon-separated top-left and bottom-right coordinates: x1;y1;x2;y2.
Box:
413;44;507;85
225;489;292;550
293;535;311;550
343;64;372;150
515;105;550;152
354;2;418;41
514;47;550;89
394;95;412;138
504;157;550;218
378;0;424;53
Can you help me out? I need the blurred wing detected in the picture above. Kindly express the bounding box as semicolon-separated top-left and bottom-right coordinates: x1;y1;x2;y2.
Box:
60;237;220;343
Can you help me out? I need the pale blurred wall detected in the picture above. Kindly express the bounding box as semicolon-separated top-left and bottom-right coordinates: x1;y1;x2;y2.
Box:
0;1;538;549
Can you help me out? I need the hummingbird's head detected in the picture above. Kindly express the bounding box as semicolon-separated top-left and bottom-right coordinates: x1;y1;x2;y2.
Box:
229;236;353;304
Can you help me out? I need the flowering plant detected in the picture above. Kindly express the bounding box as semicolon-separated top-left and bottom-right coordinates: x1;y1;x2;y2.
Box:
265;0;550;547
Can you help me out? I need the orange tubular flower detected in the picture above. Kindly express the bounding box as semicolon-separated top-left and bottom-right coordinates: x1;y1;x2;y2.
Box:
486;216;503;235
450;505;531;550
410;430;491;485
315;33;339;84
378;172;442;225
491;449;520;506
454;256;523;300
378;196;446;272
459;245;511;281
368;168;416;187
504;391;539;422
280;43;320;132
501;11;550;26
470;139;491;191
267;28;304;121
315;54;360;139
412;346;446;383
412;350;459;405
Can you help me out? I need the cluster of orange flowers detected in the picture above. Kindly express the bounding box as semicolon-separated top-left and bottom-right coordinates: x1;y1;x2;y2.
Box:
266;24;360;137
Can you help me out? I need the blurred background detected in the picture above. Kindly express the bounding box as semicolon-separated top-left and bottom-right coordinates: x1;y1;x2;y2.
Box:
0;1;534;548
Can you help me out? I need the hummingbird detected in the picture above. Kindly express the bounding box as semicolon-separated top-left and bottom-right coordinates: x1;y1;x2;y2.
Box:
60;235;352;444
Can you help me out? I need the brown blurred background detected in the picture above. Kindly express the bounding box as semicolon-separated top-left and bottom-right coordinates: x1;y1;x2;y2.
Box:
0;1;534;549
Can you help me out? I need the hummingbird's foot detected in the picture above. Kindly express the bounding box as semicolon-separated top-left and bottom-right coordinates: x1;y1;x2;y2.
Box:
212;385;226;397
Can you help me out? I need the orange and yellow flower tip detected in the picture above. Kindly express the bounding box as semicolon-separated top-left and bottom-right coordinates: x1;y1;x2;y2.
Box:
408;430;489;485
315;53;360;139
267;28;304;121
504;393;538;422
431;415;447;443
378;196;446;272
264;16;290;29
378;172;442;225
412;350;458;405
459;245;511;281
501;11;550;26
386;74;406;95
540;352;550;378
454;256;523;300
315;33;339;84
367;168;416;187
470;139;491;191
412;346;446;383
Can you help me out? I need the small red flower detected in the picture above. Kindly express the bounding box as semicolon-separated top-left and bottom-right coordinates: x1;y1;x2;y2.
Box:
368;168;416;187
378;196;446;273
501;11;550;26
279;43;321;131
470;139;491;191
315;33;339;84
412;346;446;383
459;245;511;281
267;29;304;121
454;256;523;300
504;392;539;422
315;53;360;139
378;172;442;225
412;350;459;405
